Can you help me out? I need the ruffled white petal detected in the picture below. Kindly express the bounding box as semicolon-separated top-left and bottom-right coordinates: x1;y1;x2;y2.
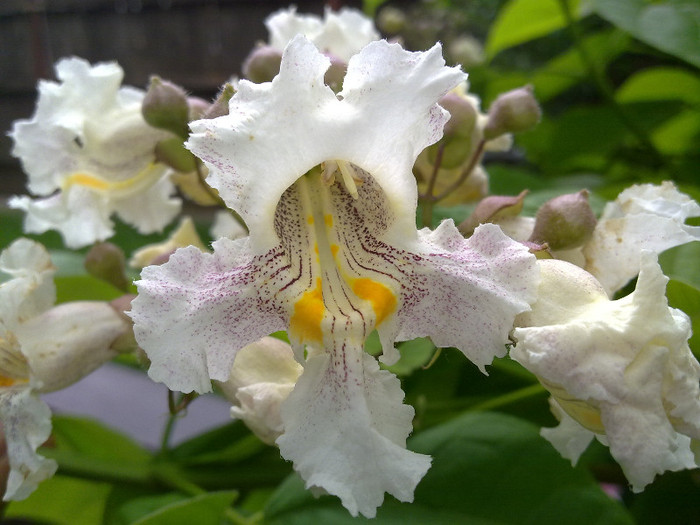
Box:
512;255;700;489
0;239;56;331
0;387;57;501
394;222;538;371
277;350;430;518
265;7;379;61
9;190;114;250
10;56;180;247
540;399;595;465
584;181;700;295
130;239;288;393
187;36;465;252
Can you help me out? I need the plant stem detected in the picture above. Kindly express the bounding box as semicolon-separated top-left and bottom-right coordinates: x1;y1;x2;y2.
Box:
433;139;485;203
467;383;546;412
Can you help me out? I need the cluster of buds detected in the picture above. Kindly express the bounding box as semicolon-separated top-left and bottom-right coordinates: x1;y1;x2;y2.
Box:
416;83;540;207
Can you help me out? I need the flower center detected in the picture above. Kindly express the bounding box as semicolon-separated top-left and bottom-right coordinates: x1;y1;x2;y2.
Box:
276;162;399;350
0;331;30;388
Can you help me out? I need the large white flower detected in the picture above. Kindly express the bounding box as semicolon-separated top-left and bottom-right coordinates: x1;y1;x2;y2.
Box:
512;256;700;491
0;239;129;500
583;181;700;295
265;6;379;61
130;37;538;518
9;57;181;248
491;182;700;296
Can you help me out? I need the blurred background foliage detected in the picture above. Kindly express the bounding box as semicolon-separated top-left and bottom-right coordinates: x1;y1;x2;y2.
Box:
2;0;700;523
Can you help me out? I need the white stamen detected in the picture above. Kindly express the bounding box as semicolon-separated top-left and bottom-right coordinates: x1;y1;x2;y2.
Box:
336;160;359;200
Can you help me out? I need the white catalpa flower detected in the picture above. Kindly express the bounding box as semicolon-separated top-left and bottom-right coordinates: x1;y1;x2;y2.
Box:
583;181;700;295
217;337;302;445
490;182;700;296
9;57;181;249
265;6;379;61
0;239;129;500
130;37;538;518
512;255;700;491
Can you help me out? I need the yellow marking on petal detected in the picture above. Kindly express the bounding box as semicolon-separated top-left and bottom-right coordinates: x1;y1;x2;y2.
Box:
62;163;161;197
63;173;111;191
307;216;314;225
0;375;25;388
330;244;339;257
314;243;319;255
289;278;325;344
352;278;397;327
546;381;605;434
324;214;333;227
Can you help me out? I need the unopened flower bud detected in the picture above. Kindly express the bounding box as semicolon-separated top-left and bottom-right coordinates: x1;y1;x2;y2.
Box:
242;45;283;83
187;96;210;120
204;83;235;120
84;242;130;292
142;76;190;138
440;92;478;140
217;337;302;445
459;190;528;236
377;6;407;35
449;35;484;69
16;301;129;392
324;55;347;93
483;85;541;140
154;137;197;172
529;190;597;250
427;92;480;169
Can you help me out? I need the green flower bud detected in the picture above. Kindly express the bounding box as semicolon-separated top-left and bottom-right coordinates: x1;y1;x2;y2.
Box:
458;190;528;236
427;92;479;169
483;85;541;140
242;44;283;83
204;83;235;120
142;76;190;138
448;35;484;69
377;6;407;35
84;242;130;292
529;190;597;250
324;55;347;93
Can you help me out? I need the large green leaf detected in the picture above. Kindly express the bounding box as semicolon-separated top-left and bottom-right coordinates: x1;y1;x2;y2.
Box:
130;491;238;525
616;67;700;105
264;412;633;524
486;0;584;59
52;415;151;464
4;475;112;525
592;0;700;68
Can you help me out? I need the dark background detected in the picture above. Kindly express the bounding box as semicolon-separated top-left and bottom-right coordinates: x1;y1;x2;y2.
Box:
0;0;360;193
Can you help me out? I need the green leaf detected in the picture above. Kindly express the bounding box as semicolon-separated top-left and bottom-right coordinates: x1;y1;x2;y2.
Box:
530;30;630;101
665;279;700;354
486;0;583;59
660;242;700;290
114;492;187;525
55;274;125;303
265;412;633;524
51;415;152;464
592;0;700;68
131;491;238;525
616;67;700;105
628;469;700;525
384;337;436;377
4;475;112;525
